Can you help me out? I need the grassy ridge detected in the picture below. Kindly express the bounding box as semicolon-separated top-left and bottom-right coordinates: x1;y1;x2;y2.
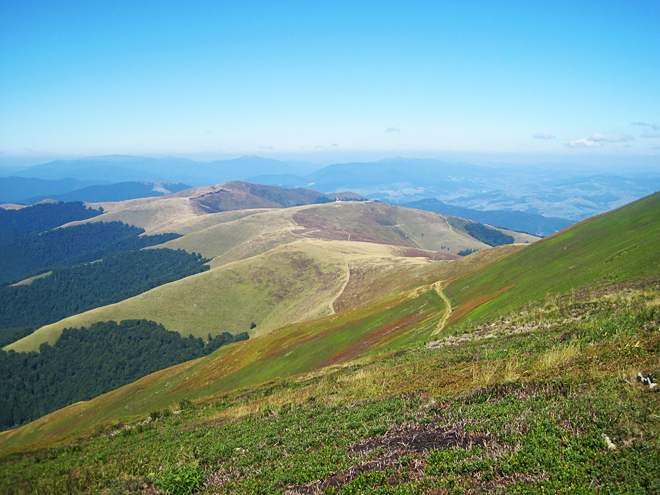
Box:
2;193;659;492
6;240;445;353
444;192;660;329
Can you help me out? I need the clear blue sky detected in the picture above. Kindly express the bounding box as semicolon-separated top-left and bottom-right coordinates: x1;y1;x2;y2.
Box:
1;0;659;167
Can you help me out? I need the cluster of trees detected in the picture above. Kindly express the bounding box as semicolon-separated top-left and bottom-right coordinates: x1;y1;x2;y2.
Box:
458;248;479;256
0;249;209;332
464;222;515;247
0;221;181;284
0;202;103;244
0;320;248;429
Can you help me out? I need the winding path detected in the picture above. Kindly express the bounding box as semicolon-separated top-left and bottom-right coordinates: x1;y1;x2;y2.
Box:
431;281;453;336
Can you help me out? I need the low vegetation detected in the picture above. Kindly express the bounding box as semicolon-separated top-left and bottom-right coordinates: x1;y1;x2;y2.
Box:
0;286;657;493
0;192;658;493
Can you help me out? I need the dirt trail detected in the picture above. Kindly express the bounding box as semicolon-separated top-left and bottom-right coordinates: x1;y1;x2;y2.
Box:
329;260;351;315
431;281;452;336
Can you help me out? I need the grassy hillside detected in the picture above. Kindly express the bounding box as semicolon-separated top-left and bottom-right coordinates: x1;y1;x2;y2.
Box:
5;240;451;353
0;245;520;451
444;191;660;329
0;194;659;492
7;199;530;352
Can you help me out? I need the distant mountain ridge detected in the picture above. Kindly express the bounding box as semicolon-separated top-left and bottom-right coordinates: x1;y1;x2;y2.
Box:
400;198;572;237
25;181;192;204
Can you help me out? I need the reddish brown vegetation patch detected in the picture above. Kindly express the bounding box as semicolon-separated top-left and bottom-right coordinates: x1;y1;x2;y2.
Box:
318;313;429;368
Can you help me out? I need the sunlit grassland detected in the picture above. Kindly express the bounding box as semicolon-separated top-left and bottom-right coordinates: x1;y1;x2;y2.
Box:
1;286;658;494
445;192;660;329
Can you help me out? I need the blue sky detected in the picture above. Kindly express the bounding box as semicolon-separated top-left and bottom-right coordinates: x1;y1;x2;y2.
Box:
1;0;659;167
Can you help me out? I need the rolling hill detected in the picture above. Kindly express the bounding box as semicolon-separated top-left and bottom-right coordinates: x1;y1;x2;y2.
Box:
5;190;534;354
0;192;659;493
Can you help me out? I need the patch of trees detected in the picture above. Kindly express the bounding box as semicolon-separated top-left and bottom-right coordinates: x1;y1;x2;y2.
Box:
0;201;103;244
464;222;515;247
0;249;209;331
458;248;479;256
0;221;181;284
0;320;248;430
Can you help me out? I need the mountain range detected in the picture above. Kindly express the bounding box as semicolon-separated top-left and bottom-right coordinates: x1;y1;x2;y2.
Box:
3;155;659;227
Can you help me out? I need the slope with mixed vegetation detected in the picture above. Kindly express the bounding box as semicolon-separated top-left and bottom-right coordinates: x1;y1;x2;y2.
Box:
1;192;658;493
0;249;209;340
0;221;181;284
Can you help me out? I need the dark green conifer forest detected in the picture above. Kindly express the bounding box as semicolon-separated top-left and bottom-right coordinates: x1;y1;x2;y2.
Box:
0;320;248;429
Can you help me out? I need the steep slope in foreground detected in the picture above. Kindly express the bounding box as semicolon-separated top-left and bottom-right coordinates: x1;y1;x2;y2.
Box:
443;191;660;328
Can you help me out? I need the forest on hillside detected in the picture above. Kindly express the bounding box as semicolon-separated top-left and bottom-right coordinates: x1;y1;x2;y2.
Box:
464;222;515;247
0;202;103;244
0;320;249;429
0;221;181;284
0;249;209;334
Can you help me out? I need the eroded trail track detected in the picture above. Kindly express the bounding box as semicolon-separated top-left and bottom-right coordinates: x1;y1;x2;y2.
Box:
431;281;452;336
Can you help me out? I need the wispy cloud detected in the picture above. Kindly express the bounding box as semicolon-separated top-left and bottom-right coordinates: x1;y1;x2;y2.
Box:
640;132;660;138
533;132;555;139
257;146;274;150
331;143;338;147
24;148;34;152
590;132;634;143
315;145;324;149
385;127;400;133
631;122;659;131
565;138;602;148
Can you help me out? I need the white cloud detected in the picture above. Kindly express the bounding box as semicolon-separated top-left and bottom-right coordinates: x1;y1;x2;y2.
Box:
258;146;274;149
533;132;555;139
589;133;634;143
565;138;602;148
385;127;400;133
640;132;660;138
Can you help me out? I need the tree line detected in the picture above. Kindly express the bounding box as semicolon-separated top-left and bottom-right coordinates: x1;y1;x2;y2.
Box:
0;248;209;333
0;221;181;284
0;201;103;244
0;319;248;430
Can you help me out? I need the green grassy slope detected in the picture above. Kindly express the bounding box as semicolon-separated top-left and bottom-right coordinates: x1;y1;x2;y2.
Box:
0;245;521;451
444;191;660;328
5;240;446;353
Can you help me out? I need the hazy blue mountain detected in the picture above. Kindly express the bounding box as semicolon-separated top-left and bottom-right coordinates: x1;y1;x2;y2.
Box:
25;181;192;204
0;177;101;204
244;174;308;189
14;155;319;187
400;198;573;237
